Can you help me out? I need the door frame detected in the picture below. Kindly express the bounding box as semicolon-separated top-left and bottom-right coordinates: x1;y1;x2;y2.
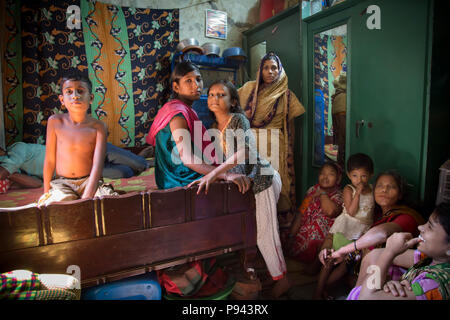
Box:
242;5;301;83
300;0;357;197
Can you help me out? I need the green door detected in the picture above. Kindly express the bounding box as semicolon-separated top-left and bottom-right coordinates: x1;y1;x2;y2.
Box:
302;0;433;201
350;0;432;200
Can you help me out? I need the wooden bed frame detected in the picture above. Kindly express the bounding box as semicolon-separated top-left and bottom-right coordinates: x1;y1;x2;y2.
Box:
0;181;257;288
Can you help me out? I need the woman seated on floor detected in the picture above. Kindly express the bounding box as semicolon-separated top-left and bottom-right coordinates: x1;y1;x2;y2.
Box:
320;170;425;294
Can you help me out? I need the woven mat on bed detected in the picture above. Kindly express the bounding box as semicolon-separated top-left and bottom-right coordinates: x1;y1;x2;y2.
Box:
0;167;156;209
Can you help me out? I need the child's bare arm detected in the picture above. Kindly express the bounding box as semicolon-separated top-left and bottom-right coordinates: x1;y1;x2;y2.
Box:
188;148;250;194
320;194;341;217
392;249;415;269
198;147;246;179
343;185;361;217
8;173;42;188
43;116;57;193
318;233;335;266
170;116;221;176
0;166;10;180
332;222;403;262
320;232;334;251
289;211;303;237
358;234;419;300
81;121;107;199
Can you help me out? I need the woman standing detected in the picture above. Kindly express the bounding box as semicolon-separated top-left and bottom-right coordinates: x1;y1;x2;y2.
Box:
238;52;305;215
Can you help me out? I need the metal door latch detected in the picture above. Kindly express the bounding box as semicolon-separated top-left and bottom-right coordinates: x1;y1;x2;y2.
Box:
356;120;365;138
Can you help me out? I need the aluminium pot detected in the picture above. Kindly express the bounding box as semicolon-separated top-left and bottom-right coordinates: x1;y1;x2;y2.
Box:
201;43;221;57
222;47;247;61
176;38;204;55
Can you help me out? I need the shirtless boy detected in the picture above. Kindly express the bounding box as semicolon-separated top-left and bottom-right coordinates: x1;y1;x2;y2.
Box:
39;74;116;205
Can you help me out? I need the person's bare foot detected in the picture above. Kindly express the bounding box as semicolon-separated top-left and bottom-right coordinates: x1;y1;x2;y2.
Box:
285;212;294;225
312;289;329;300
271;275;291;299
146;158;155;167
138;145;154;158
277;211;295;228
303;259;321;275
277;214;290;228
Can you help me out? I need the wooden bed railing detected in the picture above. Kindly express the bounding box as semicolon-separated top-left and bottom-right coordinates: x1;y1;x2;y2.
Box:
0;181;257;288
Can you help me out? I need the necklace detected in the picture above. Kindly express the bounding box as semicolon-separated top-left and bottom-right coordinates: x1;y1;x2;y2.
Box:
218;114;233;133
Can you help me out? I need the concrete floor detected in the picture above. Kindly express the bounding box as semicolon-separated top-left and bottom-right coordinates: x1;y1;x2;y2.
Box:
217;252;350;300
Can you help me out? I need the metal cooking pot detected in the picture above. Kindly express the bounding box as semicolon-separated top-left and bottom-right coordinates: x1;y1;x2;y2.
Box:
222;47;247;61
201;43;221;57
176;38;204;55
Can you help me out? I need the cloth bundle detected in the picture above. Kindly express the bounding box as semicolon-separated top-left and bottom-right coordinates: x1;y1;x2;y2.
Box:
157;259;235;299
0;270;80;300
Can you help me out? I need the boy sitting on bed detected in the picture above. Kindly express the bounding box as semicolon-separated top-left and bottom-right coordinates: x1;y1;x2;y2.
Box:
0;142;154;193
38;73;118;205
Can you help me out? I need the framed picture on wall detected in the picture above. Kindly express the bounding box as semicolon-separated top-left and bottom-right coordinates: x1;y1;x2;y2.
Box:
205;9;227;39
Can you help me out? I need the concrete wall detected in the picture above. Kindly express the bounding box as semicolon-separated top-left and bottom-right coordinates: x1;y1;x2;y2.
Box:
100;0;261;54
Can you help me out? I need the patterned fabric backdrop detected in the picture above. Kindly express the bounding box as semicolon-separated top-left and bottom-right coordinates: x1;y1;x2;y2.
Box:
313;33;347;137
1;0;178;147
313;33;329;136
